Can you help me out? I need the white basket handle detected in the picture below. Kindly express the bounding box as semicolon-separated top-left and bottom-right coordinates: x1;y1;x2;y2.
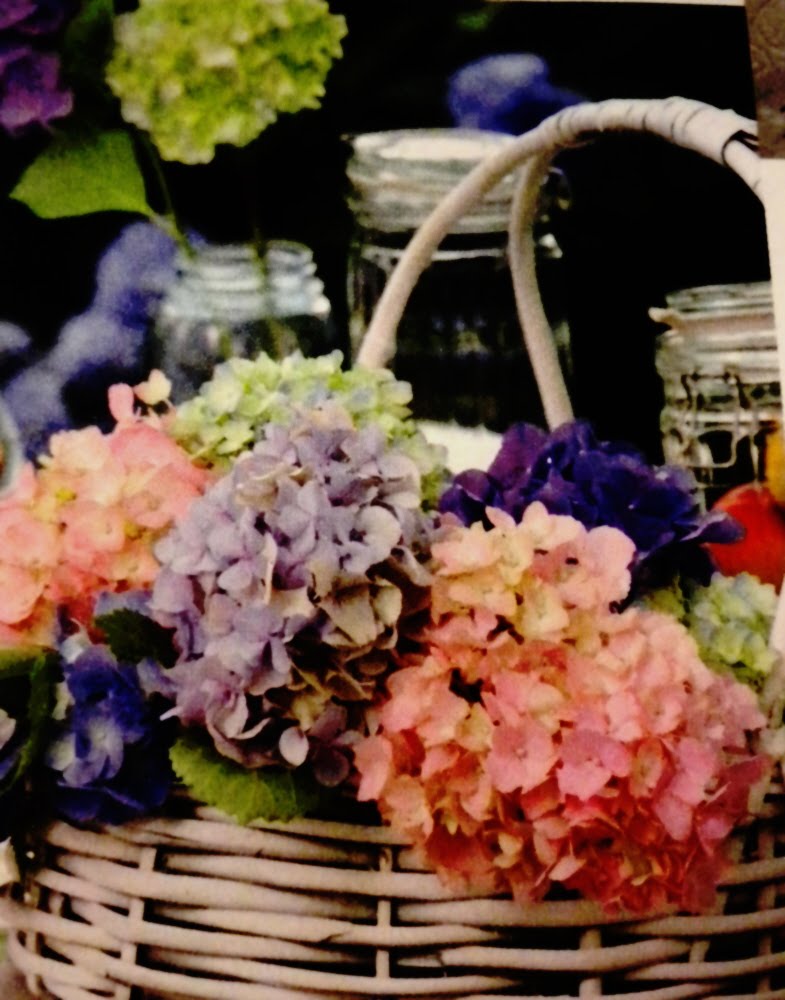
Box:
355;96;761;429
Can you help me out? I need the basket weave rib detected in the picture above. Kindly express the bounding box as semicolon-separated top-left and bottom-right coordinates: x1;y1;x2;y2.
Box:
4;788;785;1000
3;96;779;1000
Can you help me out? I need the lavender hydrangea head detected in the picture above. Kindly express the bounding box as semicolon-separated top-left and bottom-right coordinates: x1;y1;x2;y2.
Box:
151;408;436;785
0;0;76;134
439;420;742;589
44;644;173;824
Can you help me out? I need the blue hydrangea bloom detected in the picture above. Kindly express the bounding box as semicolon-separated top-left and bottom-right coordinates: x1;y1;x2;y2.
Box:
439;420;742;589
447;54;582;135
3;362;72;458
0;322;31;379
3;221;177;454
0;707;19;784
51;222;177;402
45;644;173;825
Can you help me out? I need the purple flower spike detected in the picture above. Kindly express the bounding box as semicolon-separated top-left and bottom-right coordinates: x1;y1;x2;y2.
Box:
439;420;742;590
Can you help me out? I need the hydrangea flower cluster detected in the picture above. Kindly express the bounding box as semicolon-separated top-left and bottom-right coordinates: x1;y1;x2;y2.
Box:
172;351;446;504
355;503;770;914
643;572;779;693
439;421;741;590
45;642;173;824
151;407;435;787
0;376;209;647
0;360;778;917
106;0;347;164
0;0;74;134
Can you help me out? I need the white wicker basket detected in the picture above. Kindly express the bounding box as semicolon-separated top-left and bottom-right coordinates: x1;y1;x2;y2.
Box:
3;96;781;1000
4;787;785;1000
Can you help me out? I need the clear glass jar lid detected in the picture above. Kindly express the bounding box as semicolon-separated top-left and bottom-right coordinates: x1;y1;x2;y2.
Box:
652;281;777;381
662;281;772;315
346;128;518;233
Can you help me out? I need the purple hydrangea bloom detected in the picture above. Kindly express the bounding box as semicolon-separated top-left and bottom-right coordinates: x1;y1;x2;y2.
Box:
0;2;35;33
151;408;435;785
0;43;71;132
44;644;173;825
0;0;76;133
1;0;73;35
439;420;742;588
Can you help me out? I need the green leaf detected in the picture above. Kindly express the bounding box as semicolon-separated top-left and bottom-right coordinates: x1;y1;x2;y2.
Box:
456;7;499;32
0;650;59;796
11;129;153;219
94;609;177;668
0;648;51;682
170;733;325;825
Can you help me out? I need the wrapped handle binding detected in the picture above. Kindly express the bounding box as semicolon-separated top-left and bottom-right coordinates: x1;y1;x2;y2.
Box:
356;96;761;429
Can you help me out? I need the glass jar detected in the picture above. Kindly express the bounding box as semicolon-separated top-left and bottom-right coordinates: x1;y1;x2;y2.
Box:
652;282;779;507
155;241;332;401
346;128;570;430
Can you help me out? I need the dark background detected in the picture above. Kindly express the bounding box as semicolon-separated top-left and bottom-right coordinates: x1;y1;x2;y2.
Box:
0;1;769;457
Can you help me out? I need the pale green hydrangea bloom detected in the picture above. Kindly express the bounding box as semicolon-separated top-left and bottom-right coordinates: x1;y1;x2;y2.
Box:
642;572;779;692
107;0;347;163
173;351;448;505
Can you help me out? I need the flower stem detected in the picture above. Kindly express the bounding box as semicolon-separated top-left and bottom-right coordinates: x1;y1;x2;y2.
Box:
136;132;194;258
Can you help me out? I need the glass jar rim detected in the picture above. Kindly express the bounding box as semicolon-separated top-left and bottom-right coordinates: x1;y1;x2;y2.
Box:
346;127;519;233
664;281;772;316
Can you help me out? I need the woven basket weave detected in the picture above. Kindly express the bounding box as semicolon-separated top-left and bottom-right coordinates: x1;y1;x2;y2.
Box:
3;96;781;1000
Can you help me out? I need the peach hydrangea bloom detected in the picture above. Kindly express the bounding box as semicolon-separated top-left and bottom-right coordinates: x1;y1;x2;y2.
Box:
0;375;210;646
355;503;771;914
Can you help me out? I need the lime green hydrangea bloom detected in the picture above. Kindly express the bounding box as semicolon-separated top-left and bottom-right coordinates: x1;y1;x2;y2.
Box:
172;351;448;505
107;0;347;163
642;572;779;692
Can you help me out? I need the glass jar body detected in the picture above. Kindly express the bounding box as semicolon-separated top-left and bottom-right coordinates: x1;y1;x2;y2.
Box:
350;228;562;430
155;242;331;401
653;282;779;507
346;128;570;431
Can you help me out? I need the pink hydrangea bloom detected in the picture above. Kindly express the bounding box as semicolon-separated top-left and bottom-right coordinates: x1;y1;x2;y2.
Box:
0;376;209;645
355;503;771;914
